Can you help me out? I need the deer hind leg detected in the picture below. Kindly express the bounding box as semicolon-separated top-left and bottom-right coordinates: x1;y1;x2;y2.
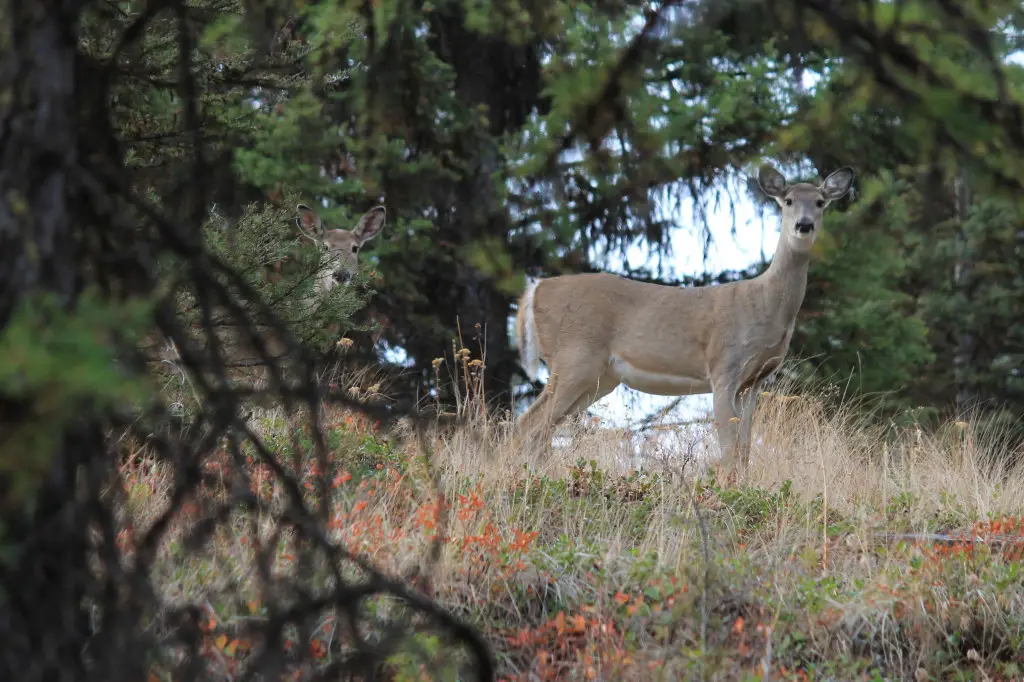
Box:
517;385;554;441
563;371;618;431
517;357;614;444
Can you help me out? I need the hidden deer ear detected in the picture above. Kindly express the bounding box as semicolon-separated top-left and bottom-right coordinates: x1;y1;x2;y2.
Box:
296;204;323;238
821;166;855;201
352;206;386;244
757;164;789;200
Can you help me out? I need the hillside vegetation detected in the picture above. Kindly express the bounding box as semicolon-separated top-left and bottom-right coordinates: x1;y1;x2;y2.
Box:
124;360;1024;681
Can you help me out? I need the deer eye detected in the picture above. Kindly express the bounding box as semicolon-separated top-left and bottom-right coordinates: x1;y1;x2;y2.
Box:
351;245;359;253
784;198;793;206
816;199;825;208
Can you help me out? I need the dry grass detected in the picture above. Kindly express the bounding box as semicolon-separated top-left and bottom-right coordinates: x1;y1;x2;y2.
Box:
123;355;1024;681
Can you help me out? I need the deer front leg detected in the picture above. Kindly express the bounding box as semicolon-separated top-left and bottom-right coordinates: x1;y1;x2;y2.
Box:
712;383;742;473
735;387;758;469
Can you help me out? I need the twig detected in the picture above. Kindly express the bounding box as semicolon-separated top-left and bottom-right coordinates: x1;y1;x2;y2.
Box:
867;532;1024;546
688;482;712;680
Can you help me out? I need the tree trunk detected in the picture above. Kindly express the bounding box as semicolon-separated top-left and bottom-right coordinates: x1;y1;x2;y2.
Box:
0;2;98;679
426;14;542;408
952;164;976;412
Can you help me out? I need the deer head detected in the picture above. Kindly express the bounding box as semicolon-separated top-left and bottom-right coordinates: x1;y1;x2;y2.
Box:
296;204;387;292
757;164;854;253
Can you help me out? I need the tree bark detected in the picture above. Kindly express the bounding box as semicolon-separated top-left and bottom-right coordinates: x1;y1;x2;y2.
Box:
0;2;97;679
952;164;976;412
426;13;543;407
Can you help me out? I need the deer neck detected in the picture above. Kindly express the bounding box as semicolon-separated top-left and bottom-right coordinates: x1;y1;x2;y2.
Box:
759;233;811;329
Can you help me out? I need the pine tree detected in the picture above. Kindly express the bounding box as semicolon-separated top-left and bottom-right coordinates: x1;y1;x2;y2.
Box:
721;1;1024;429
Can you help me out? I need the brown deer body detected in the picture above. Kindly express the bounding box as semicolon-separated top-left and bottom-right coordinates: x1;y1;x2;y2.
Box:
515;163;854;472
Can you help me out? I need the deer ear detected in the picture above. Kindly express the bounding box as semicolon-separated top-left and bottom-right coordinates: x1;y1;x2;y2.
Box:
821;166;855;201
352;206;386;244
757;164;789;200
296;204;323;237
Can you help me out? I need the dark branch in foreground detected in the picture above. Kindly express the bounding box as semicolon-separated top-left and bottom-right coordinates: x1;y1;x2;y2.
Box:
0;1;491;680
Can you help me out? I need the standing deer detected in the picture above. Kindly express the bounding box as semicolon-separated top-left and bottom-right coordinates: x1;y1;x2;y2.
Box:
514;163;854;472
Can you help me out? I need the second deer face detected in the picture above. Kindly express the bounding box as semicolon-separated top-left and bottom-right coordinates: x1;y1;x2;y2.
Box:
757;164;854;252
296;204;386;292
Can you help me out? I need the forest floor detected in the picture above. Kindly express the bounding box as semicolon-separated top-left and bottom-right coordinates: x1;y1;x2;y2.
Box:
126;367;1024;682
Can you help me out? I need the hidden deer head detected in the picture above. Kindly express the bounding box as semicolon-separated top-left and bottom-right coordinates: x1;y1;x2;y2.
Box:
296;204;387;292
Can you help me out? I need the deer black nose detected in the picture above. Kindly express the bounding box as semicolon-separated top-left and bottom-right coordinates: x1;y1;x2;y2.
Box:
795;218;814;234
333;270;352;284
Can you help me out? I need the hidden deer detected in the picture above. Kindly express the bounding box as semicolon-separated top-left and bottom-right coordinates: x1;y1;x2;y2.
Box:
151;203;387;369
294;203;386;294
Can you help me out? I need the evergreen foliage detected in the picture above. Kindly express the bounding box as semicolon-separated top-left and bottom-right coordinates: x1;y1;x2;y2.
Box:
2;0;1024;679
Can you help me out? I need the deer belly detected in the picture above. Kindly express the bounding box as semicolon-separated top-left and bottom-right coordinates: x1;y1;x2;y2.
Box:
610;355;711;396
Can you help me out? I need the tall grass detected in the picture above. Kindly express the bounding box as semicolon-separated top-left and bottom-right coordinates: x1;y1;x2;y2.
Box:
125;348;1024;681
